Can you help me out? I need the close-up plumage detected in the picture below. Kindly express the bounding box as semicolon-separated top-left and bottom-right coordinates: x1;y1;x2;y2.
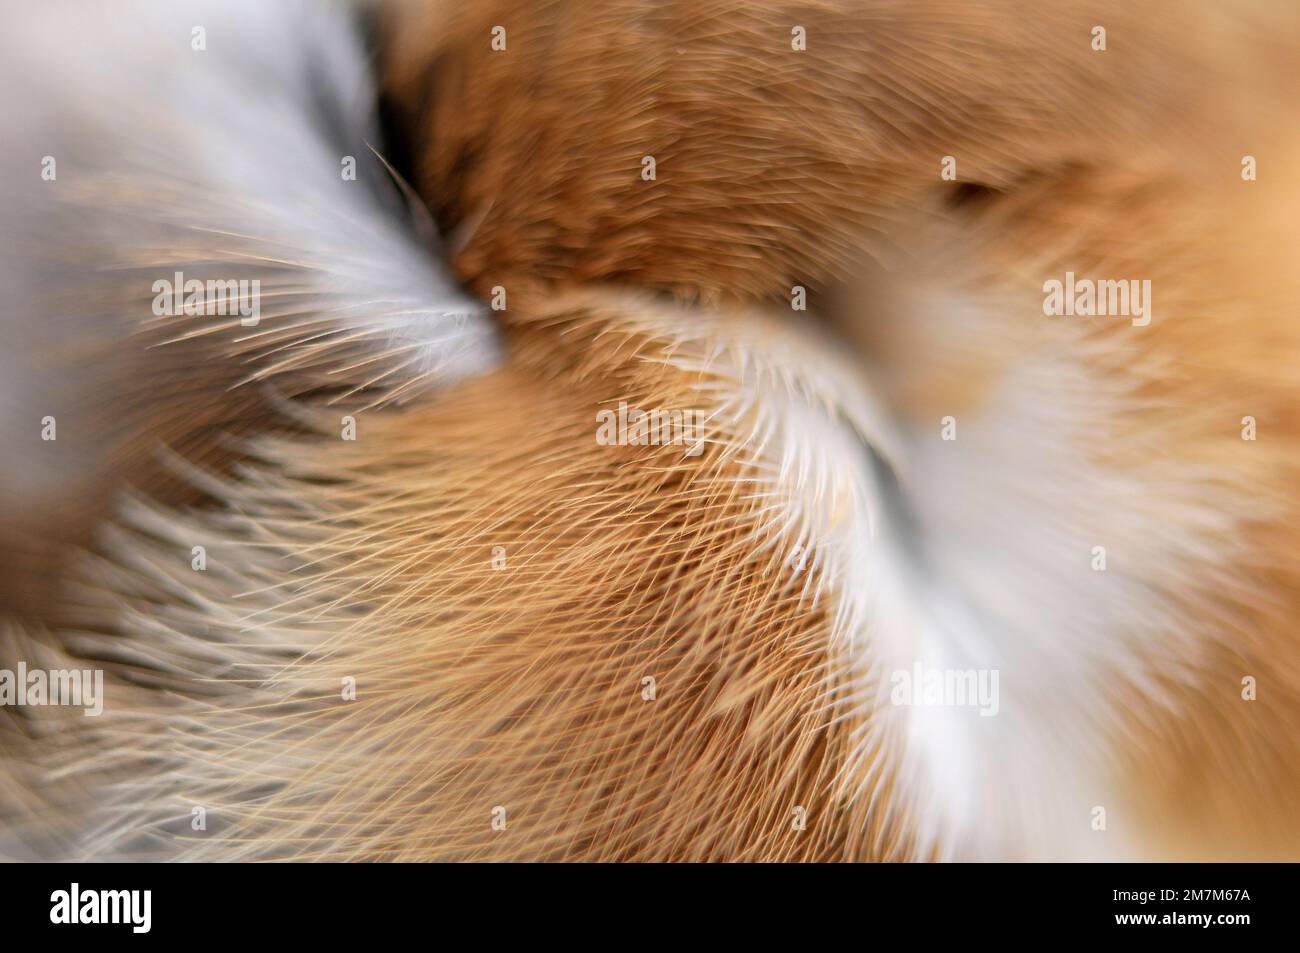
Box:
1;0;1298;895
